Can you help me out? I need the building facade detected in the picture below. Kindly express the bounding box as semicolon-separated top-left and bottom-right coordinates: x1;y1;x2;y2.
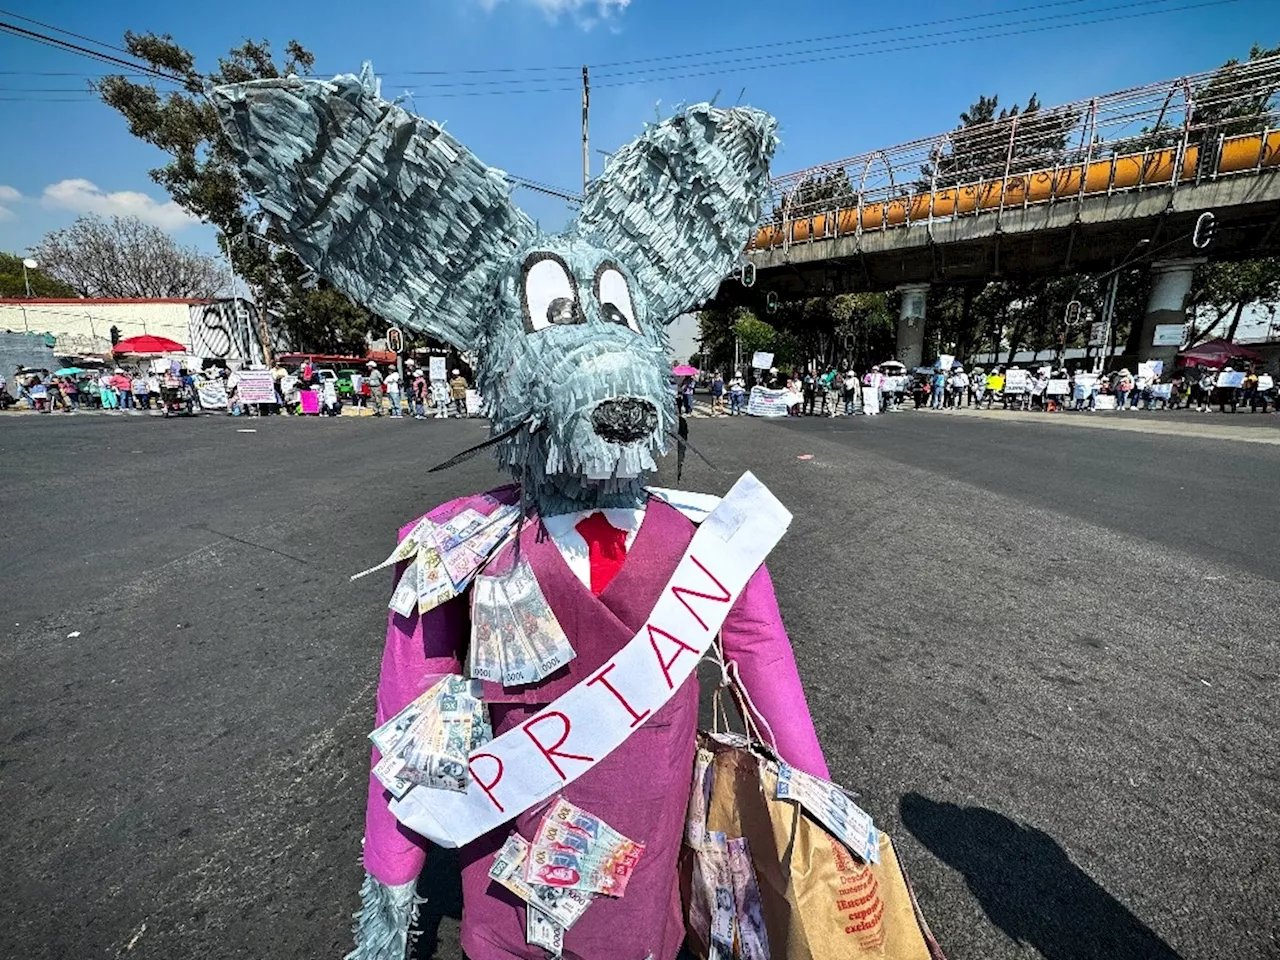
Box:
0;297;284;366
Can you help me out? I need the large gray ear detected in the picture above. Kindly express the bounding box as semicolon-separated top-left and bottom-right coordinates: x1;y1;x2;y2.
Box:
210;66;538;350
574;104;777;325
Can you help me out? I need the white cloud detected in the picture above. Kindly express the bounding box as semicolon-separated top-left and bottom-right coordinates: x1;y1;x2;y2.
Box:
0;185;19;221
41;179;197;231
478;0;631;27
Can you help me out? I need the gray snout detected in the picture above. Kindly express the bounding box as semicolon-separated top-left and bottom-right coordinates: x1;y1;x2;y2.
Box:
591;397;658;444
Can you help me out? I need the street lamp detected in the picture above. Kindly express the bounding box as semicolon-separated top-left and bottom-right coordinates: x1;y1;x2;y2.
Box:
21;258;37;298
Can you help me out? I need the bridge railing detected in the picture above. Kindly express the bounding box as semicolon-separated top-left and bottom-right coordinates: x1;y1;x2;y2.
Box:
752;54;1280;253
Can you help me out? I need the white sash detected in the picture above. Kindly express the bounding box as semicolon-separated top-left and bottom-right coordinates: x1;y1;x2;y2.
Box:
389;471;791;848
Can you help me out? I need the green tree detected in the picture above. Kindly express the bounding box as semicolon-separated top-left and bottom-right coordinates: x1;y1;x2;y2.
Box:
775;169;855;220
96;33;380;353
1186;257;1280;345
0;253;77;298
921;92;1077;190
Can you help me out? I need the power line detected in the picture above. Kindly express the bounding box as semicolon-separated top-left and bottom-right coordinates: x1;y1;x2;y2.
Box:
0;19;184;83
0;6;134;55
371;0;1247;99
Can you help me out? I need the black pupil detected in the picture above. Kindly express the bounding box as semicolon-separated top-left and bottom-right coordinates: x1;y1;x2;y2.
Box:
547;297;579;325
603;303;628;326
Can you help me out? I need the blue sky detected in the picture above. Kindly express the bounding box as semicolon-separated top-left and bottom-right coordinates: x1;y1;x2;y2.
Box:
1;0;1277;258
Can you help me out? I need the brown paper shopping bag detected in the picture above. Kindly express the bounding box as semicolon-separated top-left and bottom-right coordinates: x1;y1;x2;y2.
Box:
681;731;944;960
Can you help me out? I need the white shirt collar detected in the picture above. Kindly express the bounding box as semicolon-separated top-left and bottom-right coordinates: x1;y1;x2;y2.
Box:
541;507;646;590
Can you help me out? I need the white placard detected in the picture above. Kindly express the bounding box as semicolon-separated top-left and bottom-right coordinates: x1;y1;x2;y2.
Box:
1046;380;1070;396
1258;375;1275;391
1152;324;1185;347
429;357;447;381
746;386;789;417
937;354;954;372
1089;321;1107;346
750;351;774;370
465;389;482;416
197;381;228;409
236;370;276;404
1004;369;1030;394
1094;394;1117;410
1216;371;1246;388
861;385;880;412
389;472;791;848
1137;360;1164;380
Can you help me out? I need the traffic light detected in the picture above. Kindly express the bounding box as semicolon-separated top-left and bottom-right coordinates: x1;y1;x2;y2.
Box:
110;325;120;346
766;291;779;314
1192;211;1217;249
386;326;404;354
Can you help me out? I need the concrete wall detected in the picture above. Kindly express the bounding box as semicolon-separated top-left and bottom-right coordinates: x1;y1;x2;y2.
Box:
0;331;57;397
0;299;201;356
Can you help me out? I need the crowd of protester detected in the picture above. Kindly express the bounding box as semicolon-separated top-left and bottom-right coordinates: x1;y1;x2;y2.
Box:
2;357;477;420
682;362;1279;417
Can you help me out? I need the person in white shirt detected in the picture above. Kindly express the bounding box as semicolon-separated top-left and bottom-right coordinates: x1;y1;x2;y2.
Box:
384;369;403;418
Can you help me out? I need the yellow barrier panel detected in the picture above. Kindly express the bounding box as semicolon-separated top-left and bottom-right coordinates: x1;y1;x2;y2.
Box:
755;132;1272;250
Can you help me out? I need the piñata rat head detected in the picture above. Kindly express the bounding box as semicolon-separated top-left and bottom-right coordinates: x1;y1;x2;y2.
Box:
211;65;776;513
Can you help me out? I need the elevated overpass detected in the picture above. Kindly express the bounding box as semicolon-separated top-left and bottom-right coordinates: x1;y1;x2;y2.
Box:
720;55;1280;367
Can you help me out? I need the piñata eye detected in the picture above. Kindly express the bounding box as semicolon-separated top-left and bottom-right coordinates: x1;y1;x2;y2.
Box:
522;253;583;332
594;263;638;333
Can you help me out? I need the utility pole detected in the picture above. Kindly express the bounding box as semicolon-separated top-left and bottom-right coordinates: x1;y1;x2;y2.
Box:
581;65;590;197
1095;271;1120;374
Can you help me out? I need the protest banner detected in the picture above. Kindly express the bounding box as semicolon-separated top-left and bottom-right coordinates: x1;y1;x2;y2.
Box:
746;386;790;417
1259;375;1275;392
1072;375;1098;400
750;351;774;370
937;354;954;372
1137;360;1164;380
1151;384;1172;399
465;389;483;416
881;375;907;394
1216;371;1246;388
389;472;790;848
197;380;228;409
1046;380;1070;396
1094;394;1117;410
430;356;447;381
1004;369;1030;394
861;385;880;412
236;370;276;404
1089;321;1107;346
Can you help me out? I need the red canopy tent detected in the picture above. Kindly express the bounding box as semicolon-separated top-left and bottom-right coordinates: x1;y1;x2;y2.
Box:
1175;338;1263;369
113;334;186;355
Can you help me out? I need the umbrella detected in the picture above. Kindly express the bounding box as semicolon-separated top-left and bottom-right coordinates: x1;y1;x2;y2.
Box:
1176;337;1263;370
672;365;699;377
54;367;86;376
113;335;186;354
880;360;906;371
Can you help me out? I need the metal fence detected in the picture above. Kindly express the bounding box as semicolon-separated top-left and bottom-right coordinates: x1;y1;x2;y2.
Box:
754;53;1280;252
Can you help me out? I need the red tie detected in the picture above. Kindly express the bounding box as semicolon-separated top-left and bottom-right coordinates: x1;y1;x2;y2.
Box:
575;512;629;596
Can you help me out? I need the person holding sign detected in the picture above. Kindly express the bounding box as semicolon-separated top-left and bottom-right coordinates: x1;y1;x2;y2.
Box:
210;73;840;960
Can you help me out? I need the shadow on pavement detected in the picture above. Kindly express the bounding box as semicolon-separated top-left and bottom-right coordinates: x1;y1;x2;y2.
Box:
410;845;464;959
900;794;1182;960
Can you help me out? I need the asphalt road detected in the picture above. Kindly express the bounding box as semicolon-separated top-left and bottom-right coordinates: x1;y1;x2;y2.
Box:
0;409;1276;960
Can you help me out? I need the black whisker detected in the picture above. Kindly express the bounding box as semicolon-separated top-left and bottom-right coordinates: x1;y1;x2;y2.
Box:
667;424;721;475
427;422;528;473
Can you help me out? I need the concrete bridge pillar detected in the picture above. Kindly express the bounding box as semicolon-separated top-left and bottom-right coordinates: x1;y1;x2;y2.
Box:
896;283;929;369
1138;258;1204;365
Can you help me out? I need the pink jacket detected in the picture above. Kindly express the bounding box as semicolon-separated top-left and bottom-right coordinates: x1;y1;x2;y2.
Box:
363;487;828;960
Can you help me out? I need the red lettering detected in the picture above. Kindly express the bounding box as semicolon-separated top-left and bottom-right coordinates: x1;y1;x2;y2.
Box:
669;556;731;630
587;663;651;727
647;625;700;690
522;711;595;780
469;753;505;812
